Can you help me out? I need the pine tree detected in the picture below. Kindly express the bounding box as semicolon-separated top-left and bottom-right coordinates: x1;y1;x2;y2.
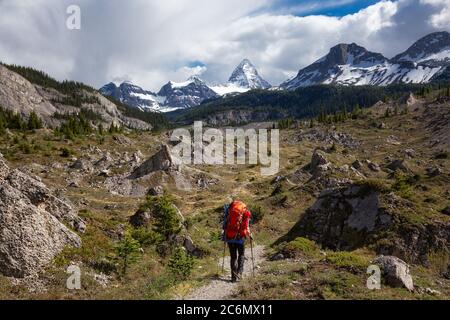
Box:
27;111;43;130
115;232;141;277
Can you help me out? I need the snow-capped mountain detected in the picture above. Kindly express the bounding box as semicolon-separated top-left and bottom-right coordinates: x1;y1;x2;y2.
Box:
100;32;450;112
100;59;270;112
211;59;271;95
392;31;450;66
281;31;450;90
228;59;271;89
99;82;164;111
157;76;218;110
100;77;217;112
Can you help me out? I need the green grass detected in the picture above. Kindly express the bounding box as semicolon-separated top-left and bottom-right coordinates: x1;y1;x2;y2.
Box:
281;237;321;259
325;251;371;272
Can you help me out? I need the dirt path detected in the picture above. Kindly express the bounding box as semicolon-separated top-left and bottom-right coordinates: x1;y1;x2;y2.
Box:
183;245;266;300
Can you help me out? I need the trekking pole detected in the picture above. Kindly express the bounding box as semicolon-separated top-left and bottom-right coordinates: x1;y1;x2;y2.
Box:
221;241;226;275
250;237;255;278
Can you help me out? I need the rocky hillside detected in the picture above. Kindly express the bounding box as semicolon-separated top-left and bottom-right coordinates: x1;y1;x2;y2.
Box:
0;63;167;131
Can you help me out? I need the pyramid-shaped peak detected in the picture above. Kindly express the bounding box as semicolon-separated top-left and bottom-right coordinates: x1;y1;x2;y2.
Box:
228;59;271;89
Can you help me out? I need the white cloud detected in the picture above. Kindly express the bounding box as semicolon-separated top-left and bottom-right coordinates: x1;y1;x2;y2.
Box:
0;0;448;91
421;0;450;28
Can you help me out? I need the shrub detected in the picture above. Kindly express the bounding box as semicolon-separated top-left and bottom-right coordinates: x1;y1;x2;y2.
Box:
271;183;285;196
115;232;141;276
27;112;43;130
282;237;320;258
60;147;74;158
141;195;182;241
391;172;418;199
326;251;369;272
355;179;390;195
248;205;266;224
130;227;161;247
329;143;337;153
18;141;32;154
168;247;195;280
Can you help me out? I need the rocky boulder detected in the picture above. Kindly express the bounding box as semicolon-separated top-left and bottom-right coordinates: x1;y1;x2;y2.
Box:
279;184;392;251
308;150;332;176
386;159;411;173
70;158;92;171
95;152;113;168
0;155;82;278
129;209;151;228
279;181;450;264
130;145;176;179
367;160;381;172
373;255;414;291
426;166;443;177
147;185;164;196
5;168;85;232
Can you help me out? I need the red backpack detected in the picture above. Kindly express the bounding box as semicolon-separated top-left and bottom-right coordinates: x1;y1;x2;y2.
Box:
225;201;250;240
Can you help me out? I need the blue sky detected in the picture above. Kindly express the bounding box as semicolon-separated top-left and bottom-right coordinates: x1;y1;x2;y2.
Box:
267;0;381;16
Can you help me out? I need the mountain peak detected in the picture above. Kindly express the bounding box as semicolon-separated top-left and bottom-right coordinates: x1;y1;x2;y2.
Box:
325;43;387;66
228;58;271;89
392;31;450;63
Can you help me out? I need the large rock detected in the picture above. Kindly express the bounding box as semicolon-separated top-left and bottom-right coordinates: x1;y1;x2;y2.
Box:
129;209;152;228
373;255;414;291
130;145;176;179
386;159;410;173
280;184;392;251
147;185;164;196
70;158;92;171
308;150;332;176
0;155;82;278
5;169;85;232
279;182;450;264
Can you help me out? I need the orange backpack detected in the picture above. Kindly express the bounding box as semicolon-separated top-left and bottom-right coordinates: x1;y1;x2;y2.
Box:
225;200;249;240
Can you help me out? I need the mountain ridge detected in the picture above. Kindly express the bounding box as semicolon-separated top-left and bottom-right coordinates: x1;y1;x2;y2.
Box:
282;31;450;90
100;59;271;112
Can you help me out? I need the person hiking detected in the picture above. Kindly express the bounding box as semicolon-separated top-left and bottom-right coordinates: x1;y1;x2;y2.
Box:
222;200;252;283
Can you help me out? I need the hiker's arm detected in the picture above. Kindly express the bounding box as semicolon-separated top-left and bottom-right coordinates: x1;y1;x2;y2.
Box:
245;210;252;238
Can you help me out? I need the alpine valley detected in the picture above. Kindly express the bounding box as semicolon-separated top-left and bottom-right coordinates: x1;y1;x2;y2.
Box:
0;25;449;302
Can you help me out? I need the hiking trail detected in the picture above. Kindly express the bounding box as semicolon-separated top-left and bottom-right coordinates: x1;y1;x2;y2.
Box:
183;245;266;300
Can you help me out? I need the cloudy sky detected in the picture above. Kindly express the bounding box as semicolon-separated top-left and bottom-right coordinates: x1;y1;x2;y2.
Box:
0;0;449;91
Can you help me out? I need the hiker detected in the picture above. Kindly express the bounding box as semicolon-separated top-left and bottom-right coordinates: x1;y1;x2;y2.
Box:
222;200;252;283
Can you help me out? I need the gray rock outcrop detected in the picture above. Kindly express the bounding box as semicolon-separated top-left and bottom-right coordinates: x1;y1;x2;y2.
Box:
279;182;450;264
281;184;392;251
0;155;82;278
130;145;176;179
373;255;414;291
308;150;332;176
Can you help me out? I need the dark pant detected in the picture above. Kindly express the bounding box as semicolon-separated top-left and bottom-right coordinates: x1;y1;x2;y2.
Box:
228;242;245;281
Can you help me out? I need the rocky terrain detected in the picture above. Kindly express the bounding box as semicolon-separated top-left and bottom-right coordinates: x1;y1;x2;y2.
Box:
0;78;449;300
0;64;155;130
